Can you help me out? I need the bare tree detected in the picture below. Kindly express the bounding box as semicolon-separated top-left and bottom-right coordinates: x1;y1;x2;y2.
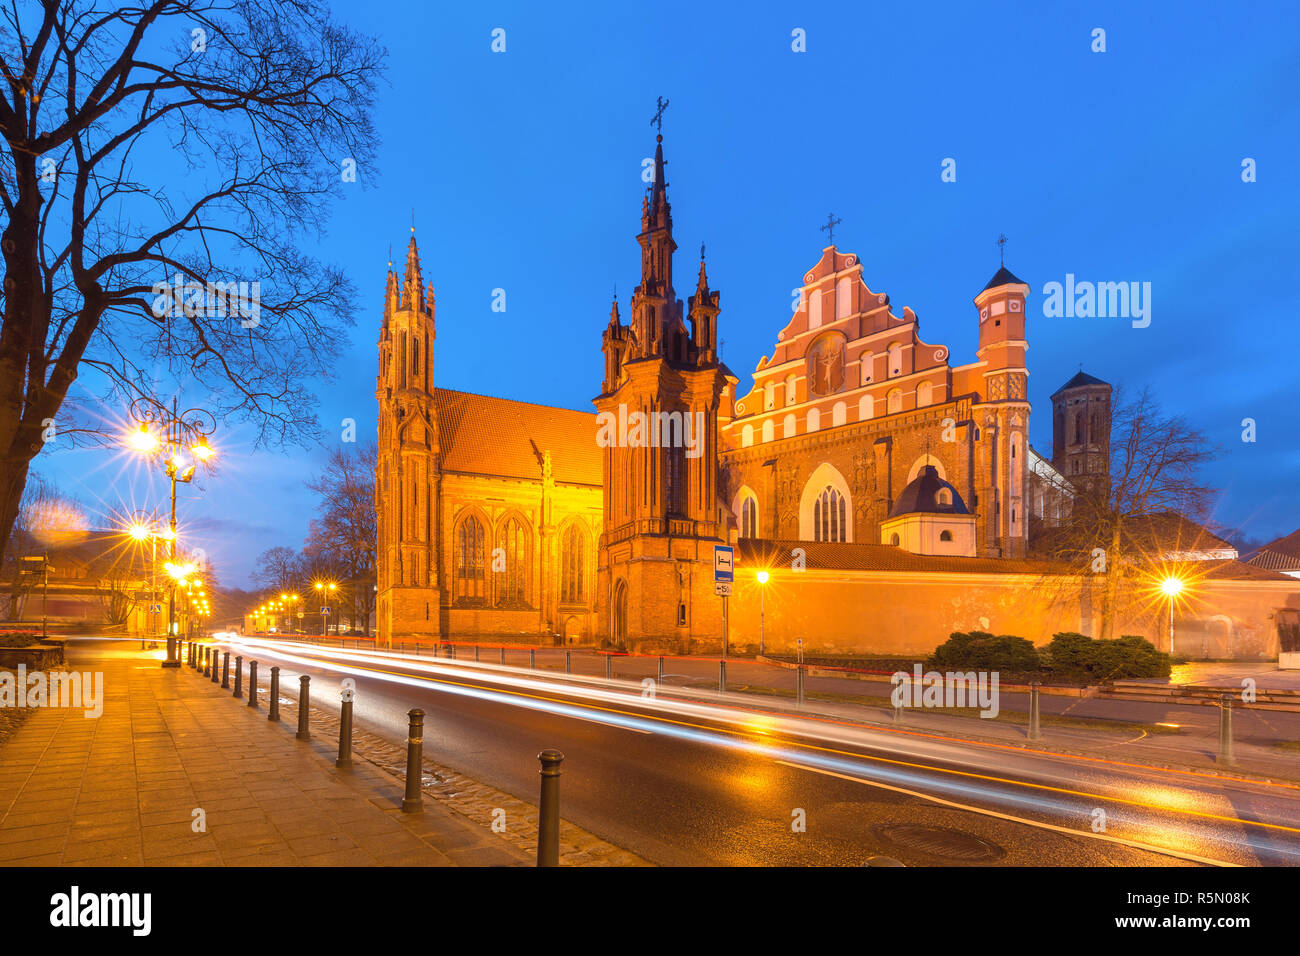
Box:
1;470;88;617
0;0;385;570
1033;386;1219;639
303;443;375;634
251;544;300;592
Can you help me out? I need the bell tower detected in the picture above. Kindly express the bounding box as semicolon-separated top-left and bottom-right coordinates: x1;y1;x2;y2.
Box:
972;256;1031;558
376;233;442;643
596;124;729;652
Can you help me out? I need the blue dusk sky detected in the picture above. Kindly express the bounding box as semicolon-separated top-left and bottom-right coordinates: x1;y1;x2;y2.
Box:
35;0;1300;586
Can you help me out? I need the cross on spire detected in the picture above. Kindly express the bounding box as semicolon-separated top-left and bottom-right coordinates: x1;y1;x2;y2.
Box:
998;233;1008;265
651;96;669;132
700;241;705;261
821;212;843;246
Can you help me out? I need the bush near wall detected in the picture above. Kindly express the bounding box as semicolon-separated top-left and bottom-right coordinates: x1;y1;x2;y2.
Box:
1044;632;1171;683
0;632;44;648
926;632;1041;672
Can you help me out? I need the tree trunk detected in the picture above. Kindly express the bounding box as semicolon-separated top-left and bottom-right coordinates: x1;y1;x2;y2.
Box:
1100;521;1123;640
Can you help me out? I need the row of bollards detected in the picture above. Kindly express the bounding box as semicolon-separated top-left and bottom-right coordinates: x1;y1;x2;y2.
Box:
189;642;566;866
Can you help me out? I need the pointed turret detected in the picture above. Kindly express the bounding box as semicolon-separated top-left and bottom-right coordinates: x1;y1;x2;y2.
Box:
688;246;719;364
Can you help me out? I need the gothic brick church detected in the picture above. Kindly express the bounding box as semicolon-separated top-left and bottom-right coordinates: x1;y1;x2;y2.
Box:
374;132;1117;651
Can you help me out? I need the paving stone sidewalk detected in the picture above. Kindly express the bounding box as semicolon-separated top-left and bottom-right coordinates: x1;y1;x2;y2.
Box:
0;644;534;866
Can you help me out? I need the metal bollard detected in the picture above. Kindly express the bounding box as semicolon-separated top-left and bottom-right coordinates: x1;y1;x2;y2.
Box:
449;643;456;659
536;749;564;867
605;655;612;680
186;641;192;666
211;649;220;683
221;651;230;689
247;660;258;707
500;646;506;665
1218;694;1235;766
268;666;280;721
719;659;727;695
797;664;805;707
530;648;536;669
566;650;572;675
401;709;425;813
1028;682;1042;741
337;694;354;770
205;647;213;678
474;645;480;662
658;656;665;684
297;675;311;740
233;656;243;698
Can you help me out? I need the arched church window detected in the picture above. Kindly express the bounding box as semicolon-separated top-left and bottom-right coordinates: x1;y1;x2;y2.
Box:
832;401;846;427
783;413;796;438
936;487;952;507
1090;412;1099;442
808;287;822;329
666;445;686;516
560;523;586;604
917;381;933;407
764;381;774;410
741;496;758;539
860;353;873;385
762;419;774;443
807;408;820;432
890;533;900;547
1073;413;1083;445
859;394;873;420
455;516;486;604
887;388;902;414
814;486;847;543
742;424;754;447
785;375;797;405
496;517;529;608
940;530;953;542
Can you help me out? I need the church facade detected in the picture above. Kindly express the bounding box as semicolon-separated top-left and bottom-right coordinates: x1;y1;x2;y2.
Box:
373;131;1298;658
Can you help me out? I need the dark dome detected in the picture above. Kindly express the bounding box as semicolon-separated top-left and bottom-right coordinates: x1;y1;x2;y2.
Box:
888;466;971;518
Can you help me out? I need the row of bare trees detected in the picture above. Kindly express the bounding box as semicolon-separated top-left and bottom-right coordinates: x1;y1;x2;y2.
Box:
249;443;375;635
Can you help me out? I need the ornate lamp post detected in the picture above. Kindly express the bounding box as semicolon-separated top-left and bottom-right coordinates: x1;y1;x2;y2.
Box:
126;396;216;668
756;570;770;657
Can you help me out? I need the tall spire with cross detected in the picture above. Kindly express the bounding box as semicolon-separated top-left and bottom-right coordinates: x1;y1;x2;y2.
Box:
998;233;1008;266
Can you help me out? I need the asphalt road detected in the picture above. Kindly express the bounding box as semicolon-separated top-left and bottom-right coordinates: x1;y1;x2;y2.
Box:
210;636;1300;866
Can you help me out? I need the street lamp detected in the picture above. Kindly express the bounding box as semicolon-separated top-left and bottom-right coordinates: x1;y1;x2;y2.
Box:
126;396;216;668
756;570;770;657
314;581;337;641
1160;576;1184;654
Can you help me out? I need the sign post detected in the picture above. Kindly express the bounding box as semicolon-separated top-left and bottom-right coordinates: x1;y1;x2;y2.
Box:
714;545;734;658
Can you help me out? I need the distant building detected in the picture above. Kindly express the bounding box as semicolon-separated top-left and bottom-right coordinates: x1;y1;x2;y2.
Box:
1246;530;1300;579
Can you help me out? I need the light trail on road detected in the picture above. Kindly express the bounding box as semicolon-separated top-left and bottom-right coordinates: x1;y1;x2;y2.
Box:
217;635;1300;865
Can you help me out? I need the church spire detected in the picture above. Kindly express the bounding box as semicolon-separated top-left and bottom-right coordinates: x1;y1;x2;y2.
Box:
403;231;426;314
688;240;719;363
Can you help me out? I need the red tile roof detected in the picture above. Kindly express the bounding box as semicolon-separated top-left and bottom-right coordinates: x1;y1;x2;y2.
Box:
1246;529;1300;571
433;388;601;486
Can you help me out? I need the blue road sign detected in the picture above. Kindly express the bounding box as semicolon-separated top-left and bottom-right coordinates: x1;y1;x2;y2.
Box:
714;545;734;583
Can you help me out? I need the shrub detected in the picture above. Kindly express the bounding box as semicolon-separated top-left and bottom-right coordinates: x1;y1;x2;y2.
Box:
926;631;1040;672
1045;632;1170;683
0;632;43;648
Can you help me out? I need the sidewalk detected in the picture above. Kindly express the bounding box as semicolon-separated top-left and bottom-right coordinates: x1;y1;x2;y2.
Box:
0;641;531;866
